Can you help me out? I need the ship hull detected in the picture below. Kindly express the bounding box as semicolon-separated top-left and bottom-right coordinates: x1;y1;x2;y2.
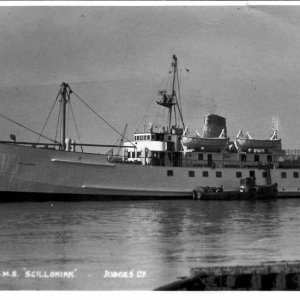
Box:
0;143;299;200
0;191;191;201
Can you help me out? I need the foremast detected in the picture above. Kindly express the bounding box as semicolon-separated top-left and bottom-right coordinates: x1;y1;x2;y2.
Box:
59;82;72;150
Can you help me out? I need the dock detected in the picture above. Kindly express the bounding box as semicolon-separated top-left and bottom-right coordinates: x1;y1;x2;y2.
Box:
155;261;300;291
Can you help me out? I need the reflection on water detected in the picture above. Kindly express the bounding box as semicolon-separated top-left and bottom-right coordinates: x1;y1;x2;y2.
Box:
0;198;299;290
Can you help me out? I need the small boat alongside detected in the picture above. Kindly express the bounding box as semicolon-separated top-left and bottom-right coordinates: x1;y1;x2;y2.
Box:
192;177;278;200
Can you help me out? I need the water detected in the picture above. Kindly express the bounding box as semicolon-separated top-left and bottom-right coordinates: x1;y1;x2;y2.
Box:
0;198;299;290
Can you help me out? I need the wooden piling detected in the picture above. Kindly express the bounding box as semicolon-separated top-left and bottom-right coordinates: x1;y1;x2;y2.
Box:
296;274;300;287
154;260;300;291
275;272;286;290
226;275;236;288
251;273;261;289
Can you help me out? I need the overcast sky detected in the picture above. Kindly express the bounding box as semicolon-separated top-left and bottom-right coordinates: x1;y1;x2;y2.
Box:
1;5;300;149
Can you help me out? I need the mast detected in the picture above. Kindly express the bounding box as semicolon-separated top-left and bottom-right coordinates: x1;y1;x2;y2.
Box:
169;54;177;131
156;55;185;133
59;82;72;150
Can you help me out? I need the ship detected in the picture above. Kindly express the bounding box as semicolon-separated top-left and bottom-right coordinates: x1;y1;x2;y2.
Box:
0;54;299;201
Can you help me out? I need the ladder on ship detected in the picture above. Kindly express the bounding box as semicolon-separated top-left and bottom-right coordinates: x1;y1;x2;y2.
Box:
264;165;272;185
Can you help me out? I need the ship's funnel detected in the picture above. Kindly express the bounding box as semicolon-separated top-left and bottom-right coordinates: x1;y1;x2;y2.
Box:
203;114;227;138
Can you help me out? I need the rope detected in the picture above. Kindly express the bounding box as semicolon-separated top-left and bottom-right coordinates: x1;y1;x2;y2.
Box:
67;99;70;138
55;100;62;144
134;69;172;133
176;69;185;128
71;90;135;148
0;112;59;144
134;93;157;133
69;102;84;153
37;91;60;143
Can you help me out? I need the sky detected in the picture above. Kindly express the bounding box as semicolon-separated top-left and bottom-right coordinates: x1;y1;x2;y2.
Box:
1;4;300;149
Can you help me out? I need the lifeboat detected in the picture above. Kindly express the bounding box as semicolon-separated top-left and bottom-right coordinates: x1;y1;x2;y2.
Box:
234;130;281;150
181;128;229;149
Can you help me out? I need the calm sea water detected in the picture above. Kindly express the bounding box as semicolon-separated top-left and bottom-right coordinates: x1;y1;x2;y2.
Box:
0;198;299;290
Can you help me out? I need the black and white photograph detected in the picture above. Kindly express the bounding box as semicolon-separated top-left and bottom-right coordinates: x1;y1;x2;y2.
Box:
0;1;300;292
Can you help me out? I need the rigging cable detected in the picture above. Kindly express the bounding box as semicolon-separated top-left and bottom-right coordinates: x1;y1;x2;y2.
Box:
37;90;60;143
0;112;59;144
134;96;156;134
69;102;84;153
71;90;136;148
134;70;171;133
67;99;70;138
176;68;185;128
66;100;68;138
173;95;177;127
55;100;62;144
134;93;158;134
166;66;172;91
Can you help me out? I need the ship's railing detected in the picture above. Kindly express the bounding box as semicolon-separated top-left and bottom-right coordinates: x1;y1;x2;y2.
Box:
0;141;61;150
0;141;135;152
285;149;300;156
278;149;300;168
283;150;300;161
109;155;276;169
